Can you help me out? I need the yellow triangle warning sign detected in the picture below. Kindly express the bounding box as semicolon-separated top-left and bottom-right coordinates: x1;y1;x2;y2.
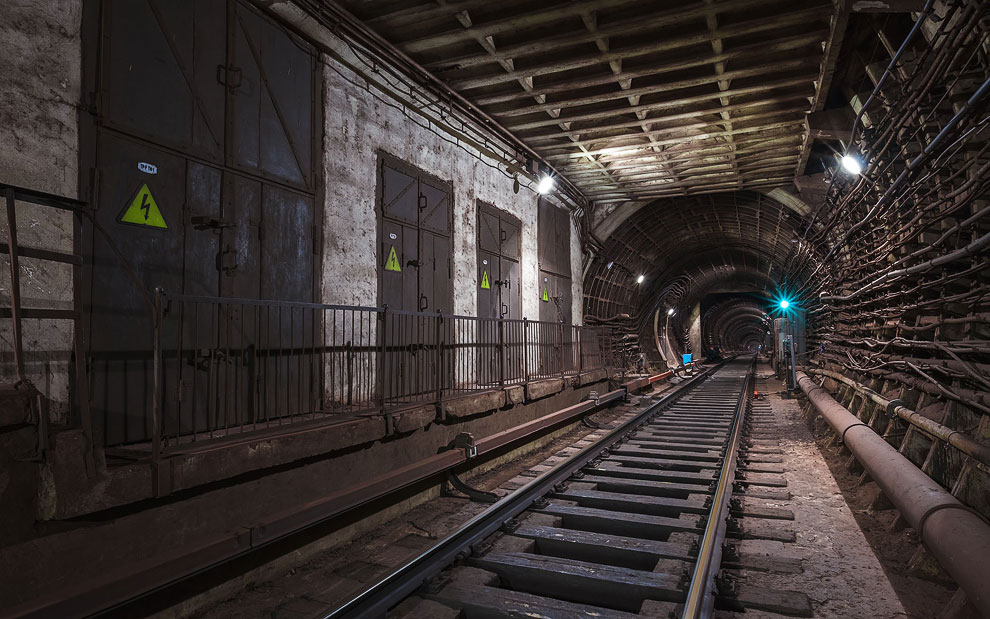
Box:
480;270;490;289
541;286;550;302
385;245;402;272
119;183;167;229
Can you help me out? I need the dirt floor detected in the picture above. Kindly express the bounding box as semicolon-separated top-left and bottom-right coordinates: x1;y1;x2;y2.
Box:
808;401;959;618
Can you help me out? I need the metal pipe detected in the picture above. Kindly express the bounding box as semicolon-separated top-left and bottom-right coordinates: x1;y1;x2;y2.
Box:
807;368;990;467
797;371;990;617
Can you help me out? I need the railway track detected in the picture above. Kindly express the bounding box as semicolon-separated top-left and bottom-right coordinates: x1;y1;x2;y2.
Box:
324;356;811;619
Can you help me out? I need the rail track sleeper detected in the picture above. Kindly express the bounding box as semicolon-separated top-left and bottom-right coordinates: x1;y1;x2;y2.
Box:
723;551;804;574
468;551;685;612
720;584;814;617
425;583;642;619
580;475;714;497
534;503;704;538
553;488;710;516
725;520;796;542
512;525;695;565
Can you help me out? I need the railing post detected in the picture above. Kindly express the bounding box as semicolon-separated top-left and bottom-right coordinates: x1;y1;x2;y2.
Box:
495;318;505;387
377;306;387;413
523;317;529;383
578;326;583;374
5;187;25;380
436;310;444;404
151;287;165;496
559;321;565;379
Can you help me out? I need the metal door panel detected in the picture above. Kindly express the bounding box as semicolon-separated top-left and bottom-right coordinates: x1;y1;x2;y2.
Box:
220;175;262;299
419;177;450;235
381;164;418;225
502;258;521;319
173;162;223;438
425;232;451;313
537;198;570;277
260;185;314;302
478;206;500;254
230;2;313;188
215;174;262;429
477;252;499;320
103;0;224;160
380;220;417;311
476;251;499;385
500;218;521;261
89;134;187;445
259;184;317;420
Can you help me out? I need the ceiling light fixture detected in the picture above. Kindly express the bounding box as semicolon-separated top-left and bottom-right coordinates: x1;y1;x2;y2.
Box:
537;174;555;194
840;155;863;175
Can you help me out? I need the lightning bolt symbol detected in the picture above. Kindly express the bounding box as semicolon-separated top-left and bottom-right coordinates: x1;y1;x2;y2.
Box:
141;193;151;220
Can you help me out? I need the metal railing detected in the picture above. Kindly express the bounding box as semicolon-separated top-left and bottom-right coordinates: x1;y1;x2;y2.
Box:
150;290;612;452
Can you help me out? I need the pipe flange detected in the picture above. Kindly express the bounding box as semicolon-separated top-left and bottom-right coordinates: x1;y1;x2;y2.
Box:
885;399;906;417
915;502;990;545
839;422;870;445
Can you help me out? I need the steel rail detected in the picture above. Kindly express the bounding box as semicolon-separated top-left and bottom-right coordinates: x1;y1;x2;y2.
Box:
681;356;755;618
325;359;741;619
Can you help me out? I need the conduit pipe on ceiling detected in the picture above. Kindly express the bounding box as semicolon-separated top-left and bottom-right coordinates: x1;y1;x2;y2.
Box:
806;368;990;466
797;372;990;617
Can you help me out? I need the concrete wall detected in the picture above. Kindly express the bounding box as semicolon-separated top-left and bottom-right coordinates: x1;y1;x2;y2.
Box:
0;1;81;422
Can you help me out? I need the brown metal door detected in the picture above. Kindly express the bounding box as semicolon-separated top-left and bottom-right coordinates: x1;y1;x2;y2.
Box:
378;158;451;402
88;135;190;445
88;0;318;445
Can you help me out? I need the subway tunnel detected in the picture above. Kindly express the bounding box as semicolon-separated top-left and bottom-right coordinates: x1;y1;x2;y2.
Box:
0;1;988;618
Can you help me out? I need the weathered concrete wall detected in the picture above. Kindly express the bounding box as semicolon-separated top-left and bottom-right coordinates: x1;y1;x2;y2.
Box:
321;56;545;320
688;302;703;358
569;213;583;324
0;1;81;421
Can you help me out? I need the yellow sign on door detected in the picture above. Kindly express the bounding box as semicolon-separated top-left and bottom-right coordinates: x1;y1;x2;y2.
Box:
541;286;550;302
385;246;402;272
119;183;167;229
480;270;490;289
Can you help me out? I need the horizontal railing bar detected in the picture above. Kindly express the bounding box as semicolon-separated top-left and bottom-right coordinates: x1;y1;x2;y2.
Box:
0;181;88;212
0;241;84;265
0;307;79;320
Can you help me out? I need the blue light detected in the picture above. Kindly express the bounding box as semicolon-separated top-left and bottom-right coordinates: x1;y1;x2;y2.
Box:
779;299;790;310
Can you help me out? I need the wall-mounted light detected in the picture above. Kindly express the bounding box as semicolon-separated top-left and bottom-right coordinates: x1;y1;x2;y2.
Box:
840;154;863;175
537;174;555;194
667;307;675;316
636;274;645;284
779;299;790;310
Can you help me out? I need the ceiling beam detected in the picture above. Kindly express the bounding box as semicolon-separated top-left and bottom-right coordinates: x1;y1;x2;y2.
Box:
534;109;808;156
521;96;812;142
446;7;831;90
475;56;820;108
427;0;830;70
504;81;814;130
